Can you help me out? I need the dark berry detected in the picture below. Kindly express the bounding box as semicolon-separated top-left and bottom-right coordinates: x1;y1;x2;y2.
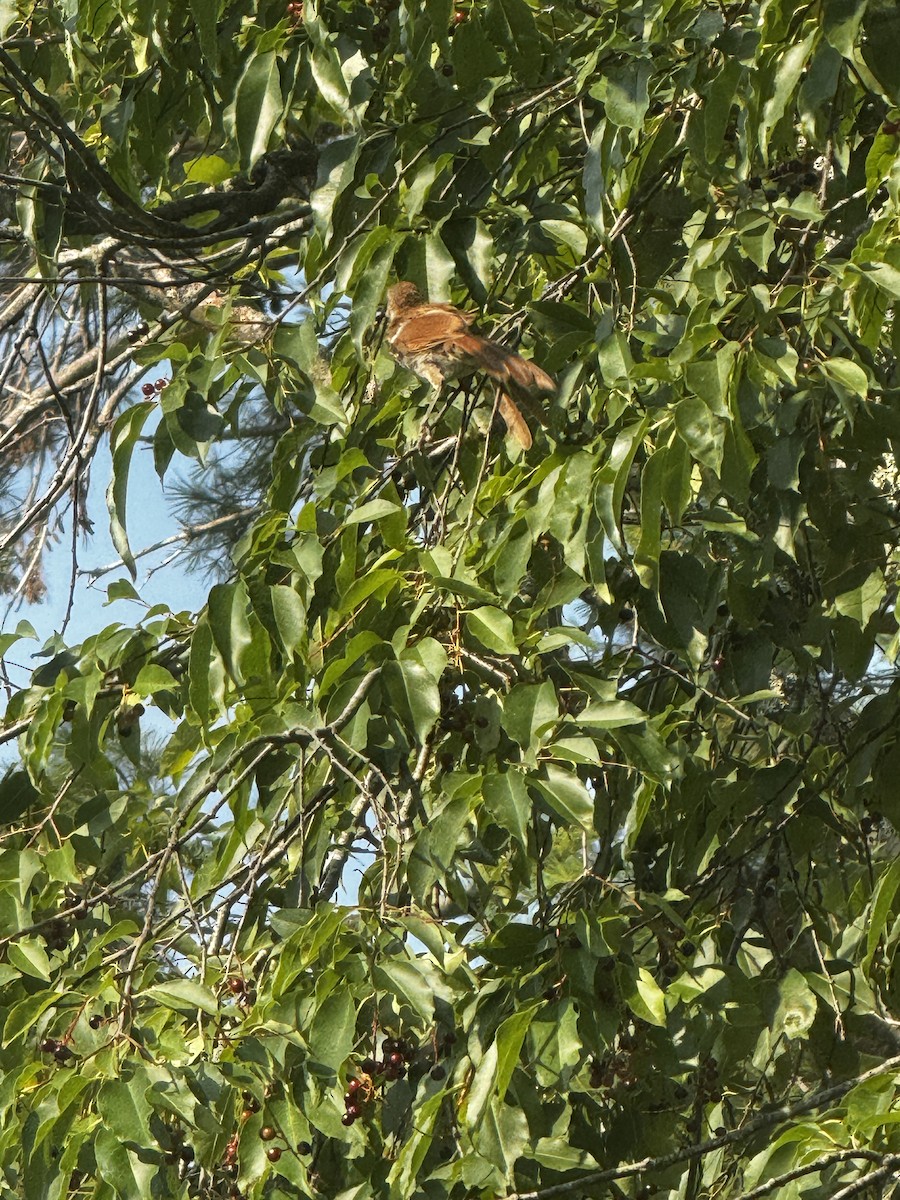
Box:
266;1147;282;1163
383;1066;399;1082
341;1112;355;1126
89;1015;102;1029
54;1045;74;1062
430;1064;446;1081
40;1038;58;1054
389;1051;404;1066
259;1127;276;1141
346;1077;360;1092
141;383;156;397
180;1146;194;1163
227;977;245;994
360;1057;376;1073
297;1141;312;1155
346;1105;361;1119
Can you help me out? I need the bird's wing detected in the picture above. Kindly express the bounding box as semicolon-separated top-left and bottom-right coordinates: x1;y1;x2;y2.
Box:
391;308;472;351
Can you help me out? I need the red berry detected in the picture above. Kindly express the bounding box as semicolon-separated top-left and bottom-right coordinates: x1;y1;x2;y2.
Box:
154;378;169;391
346;1077;360;1092
346;1104;361;1119
227;977;245;994
266;1146;282;1162
259;1127;276;1141
141;383;156;397
389;1051;403;1066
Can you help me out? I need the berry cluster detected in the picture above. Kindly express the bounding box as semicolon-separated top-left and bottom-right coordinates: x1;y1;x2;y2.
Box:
225;976;257;1008
341;1036;413;1126
43;916;71;952
40;1037;75;1065
341;1076;369;1126
141;378;169;397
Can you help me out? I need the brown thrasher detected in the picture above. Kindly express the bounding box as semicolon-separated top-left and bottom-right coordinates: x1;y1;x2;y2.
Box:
384;281;555;450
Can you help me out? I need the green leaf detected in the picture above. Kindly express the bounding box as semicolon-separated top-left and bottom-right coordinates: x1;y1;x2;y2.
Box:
344;498;403;525
533;765;594;830
97;1077;153;1144
494;1003;540;1099
599;59;651;130
270;584;307;653
144;978;220;1016
0;618;36;658
208;579;253;687
106;401;154;580
374;960;436;1020
8;938;51;981
133;664;178;696
820;356;870;399
865;858;900;971
187;0;218;74
482;771;530;846
833;571;885;627
465;606;518;654
3;992;57;1045
772;969;817;1041
502;682;558;753
309;989;355;1070
384;659;441;742
234;49;283;168
579;700;645;729
0;768;40;825
183;154;232;184
594;418;649;552
626;967;667;1027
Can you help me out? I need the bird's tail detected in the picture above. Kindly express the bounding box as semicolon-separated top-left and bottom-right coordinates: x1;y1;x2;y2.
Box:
498;392;534;450
451;333;554;449
452;333;556;395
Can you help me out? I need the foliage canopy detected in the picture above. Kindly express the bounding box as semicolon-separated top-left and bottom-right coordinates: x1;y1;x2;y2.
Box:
4;0;900;1197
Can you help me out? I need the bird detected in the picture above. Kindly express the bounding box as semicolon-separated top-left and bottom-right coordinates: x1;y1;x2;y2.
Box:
384;281;555;450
